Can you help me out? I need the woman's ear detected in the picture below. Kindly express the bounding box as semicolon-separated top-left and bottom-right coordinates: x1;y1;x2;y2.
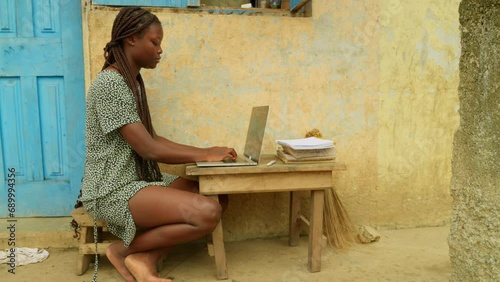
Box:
125;35;136;47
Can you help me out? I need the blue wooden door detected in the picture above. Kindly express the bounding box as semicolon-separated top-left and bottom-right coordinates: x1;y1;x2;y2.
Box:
0;0;85;216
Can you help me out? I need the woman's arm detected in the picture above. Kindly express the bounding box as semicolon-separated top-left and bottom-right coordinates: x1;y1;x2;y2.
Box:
152;128;204;153
119;122;236;164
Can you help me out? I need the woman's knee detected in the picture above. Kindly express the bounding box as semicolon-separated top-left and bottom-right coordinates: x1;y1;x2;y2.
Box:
194;196;222;231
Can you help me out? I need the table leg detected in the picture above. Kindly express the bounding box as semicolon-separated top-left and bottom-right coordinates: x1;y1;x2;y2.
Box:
289;191;302;246
308;190;325;272
209;195;229;280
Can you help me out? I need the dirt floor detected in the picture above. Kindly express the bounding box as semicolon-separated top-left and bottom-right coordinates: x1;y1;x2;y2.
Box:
1;226;450;282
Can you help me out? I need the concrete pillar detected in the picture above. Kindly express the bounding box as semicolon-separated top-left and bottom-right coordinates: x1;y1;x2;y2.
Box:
449;0;500;281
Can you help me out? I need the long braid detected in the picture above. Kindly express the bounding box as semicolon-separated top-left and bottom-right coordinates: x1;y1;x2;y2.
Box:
137;75;162;177
102;7;162;182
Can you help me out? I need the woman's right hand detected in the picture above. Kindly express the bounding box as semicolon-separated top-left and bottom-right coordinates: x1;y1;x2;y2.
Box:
205;146;237;162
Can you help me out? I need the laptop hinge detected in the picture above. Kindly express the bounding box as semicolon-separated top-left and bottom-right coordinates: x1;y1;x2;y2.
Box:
245;154;254;163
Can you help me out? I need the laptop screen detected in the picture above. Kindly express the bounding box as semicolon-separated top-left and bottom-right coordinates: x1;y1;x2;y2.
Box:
243;106;269;163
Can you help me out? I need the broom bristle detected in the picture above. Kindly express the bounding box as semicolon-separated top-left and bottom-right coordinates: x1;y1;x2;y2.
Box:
324;188;360;249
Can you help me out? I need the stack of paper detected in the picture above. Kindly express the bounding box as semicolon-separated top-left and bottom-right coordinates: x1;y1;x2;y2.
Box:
276;137;334;150
276;137;335;163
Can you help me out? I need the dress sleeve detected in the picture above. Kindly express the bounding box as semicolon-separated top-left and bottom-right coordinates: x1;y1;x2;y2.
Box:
94;74;142;135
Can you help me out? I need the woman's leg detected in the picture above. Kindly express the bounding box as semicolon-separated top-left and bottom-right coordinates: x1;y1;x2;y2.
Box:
108;184;221;281
169;177;229;212
129;178;200;278
107;178;229;281
139;178;230;280
107;178;194;282
128;186;221;250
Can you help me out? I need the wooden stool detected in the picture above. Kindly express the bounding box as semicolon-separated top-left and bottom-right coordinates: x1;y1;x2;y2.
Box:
71;207;172;275
70;207;119;275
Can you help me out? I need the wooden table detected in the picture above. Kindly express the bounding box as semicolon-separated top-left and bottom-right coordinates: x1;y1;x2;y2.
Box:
186;154;346;280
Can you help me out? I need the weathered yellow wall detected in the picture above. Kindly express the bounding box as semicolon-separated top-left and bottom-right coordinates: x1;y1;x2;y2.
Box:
375;1;460;227
85;0;460;240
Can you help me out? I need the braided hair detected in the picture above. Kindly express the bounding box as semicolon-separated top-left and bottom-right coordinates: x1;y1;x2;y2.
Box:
103;7;162;182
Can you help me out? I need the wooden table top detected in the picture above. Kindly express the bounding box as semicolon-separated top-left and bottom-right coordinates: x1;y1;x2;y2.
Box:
186;154;346;176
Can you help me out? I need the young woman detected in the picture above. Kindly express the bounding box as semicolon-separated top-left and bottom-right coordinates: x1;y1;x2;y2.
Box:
79;7;236;282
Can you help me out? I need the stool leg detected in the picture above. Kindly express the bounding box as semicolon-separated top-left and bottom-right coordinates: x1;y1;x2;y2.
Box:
289;191;302;246
209;195;228;280
76;227;93;275
308;190;325;272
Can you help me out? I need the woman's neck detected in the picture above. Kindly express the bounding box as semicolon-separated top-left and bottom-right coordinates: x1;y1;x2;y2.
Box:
125;52;141;78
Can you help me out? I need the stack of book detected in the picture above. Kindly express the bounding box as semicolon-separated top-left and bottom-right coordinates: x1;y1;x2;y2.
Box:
276;137;336;163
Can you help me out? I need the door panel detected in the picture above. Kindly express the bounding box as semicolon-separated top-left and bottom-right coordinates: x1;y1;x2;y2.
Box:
38;76;68;180
0;0;16;37
0;0;85;216
0;77;28;181
33;0;61;38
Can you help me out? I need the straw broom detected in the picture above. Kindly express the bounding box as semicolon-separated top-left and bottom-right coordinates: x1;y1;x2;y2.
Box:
305;129;359;249
323;188;360;249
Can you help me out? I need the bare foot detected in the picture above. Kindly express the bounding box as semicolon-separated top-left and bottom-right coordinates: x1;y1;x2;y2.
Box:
106;242;136;282
125;253;172;282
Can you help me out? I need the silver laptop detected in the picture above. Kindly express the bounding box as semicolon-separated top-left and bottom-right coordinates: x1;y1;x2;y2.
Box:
196;106;269;167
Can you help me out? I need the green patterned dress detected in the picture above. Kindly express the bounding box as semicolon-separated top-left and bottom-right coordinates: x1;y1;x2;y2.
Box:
80;70;178;248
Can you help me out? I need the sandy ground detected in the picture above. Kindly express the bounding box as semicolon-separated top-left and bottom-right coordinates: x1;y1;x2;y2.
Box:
1;226;450;282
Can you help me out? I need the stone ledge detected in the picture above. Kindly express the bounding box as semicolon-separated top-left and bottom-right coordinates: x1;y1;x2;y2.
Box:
0;217;79;249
